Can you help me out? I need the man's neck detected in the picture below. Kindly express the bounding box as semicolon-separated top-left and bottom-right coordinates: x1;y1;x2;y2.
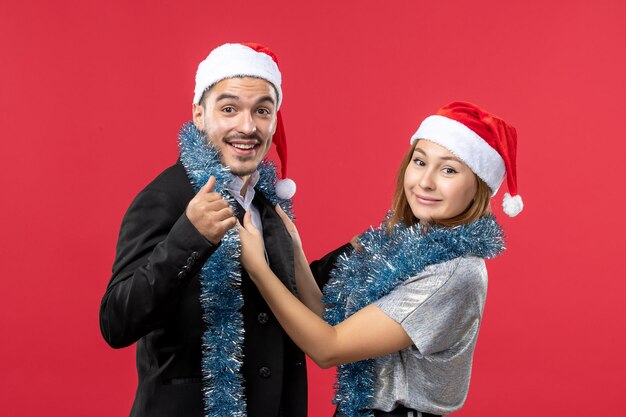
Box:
228;170;260;200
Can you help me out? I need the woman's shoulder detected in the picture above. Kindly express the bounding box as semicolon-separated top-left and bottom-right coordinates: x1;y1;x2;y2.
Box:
449;256;488;289
373;256;488;346
412;255;485;276
407;256;487;290
449;256;486;276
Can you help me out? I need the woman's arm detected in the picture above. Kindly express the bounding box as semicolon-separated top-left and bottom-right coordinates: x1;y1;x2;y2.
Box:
293;247;325;316
240;212;412;368
275;206;324;316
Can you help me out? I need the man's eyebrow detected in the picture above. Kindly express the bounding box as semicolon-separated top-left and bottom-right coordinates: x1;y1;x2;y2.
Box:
215;93;240;102
214;94;276;107
256;95;276;106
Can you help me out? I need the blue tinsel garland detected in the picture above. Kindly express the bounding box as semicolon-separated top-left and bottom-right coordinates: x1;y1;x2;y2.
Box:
323;216;505;417
178;121;293;417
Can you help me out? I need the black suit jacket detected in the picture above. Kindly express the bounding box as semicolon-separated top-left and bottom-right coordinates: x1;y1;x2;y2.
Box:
309;243;353;290
100;161;307;417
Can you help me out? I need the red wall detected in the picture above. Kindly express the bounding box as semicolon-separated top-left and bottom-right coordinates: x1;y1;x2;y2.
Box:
1;1;625;415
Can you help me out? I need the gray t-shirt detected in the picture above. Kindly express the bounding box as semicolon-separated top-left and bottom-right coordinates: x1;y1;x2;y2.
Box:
371;256;488;415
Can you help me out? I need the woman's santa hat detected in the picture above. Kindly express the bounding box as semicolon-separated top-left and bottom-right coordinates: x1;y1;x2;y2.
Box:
411;101;523;217
194;42;296;199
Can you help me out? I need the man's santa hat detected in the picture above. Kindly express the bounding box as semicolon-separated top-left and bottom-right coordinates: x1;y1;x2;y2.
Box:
194;42;296;199
411;101;523;217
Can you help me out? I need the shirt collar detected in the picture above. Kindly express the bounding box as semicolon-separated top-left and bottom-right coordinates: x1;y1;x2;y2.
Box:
227;171;260;210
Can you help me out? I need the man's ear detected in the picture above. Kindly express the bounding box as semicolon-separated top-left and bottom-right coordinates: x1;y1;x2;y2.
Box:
192;103;205;130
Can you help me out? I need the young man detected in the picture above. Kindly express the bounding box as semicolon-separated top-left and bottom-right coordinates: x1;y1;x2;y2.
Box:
100;43;304;417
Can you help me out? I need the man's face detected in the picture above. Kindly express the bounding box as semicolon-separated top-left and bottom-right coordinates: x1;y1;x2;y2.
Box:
193;77;278;178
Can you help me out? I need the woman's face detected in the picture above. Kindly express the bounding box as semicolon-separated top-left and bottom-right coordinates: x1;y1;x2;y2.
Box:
404;140;478;224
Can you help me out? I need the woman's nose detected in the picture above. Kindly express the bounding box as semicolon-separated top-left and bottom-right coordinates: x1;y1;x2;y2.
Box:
419;169;436;190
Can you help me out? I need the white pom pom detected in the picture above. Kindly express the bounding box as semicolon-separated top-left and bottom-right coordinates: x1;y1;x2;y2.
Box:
275;178;296;200
502;193;523;217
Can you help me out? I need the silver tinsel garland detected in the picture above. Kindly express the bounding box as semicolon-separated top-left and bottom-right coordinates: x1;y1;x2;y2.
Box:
323;216;505;417
178;121;293;417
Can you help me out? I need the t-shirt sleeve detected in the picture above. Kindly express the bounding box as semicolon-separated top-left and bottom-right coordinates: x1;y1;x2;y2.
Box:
374;257;488;356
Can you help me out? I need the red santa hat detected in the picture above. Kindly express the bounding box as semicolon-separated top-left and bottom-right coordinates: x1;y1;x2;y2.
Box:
194;42;295;199
410;101;523;217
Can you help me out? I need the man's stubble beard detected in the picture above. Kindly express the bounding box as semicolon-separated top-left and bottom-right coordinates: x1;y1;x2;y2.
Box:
228;155;259;177
201;129;263;178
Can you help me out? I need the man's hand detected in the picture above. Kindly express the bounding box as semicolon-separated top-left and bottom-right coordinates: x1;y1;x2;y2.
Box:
186;176;237;245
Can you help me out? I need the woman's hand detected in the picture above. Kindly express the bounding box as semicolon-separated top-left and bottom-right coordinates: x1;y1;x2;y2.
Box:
238;211;269;277
275;205;303;251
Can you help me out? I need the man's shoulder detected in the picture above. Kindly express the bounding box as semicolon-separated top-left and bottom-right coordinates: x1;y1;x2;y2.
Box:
147;160;190;188
131;160;194;209
140;160;191;193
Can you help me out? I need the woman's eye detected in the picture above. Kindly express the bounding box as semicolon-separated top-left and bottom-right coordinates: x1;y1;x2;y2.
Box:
443;167;457;174
413;158;425;166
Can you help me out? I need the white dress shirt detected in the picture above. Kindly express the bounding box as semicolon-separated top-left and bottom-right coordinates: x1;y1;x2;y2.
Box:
226;171;264;239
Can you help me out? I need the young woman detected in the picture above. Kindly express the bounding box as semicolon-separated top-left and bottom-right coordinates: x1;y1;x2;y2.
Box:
239;102;523;417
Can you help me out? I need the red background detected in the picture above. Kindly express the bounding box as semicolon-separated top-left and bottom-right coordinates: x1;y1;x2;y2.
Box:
1;1;625;416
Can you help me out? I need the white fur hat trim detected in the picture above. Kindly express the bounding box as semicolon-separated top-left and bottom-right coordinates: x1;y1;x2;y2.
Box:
275;178;296;200
193;44;282;108
502;193;524;217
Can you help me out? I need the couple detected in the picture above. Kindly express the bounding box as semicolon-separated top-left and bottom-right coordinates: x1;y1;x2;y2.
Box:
100;43;523;417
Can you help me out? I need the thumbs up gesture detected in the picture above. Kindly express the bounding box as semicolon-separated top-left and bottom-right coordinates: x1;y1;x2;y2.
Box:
185;176;237;245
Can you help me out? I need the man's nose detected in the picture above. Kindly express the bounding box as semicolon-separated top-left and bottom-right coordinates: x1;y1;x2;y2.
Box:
237;112;257;136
